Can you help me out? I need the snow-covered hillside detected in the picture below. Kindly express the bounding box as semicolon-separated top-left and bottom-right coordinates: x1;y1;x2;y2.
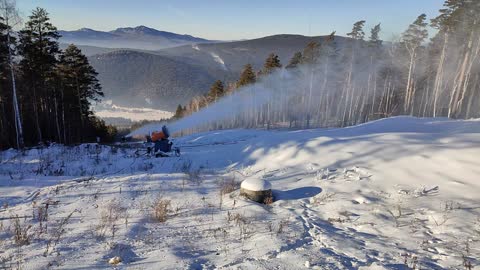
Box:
1;117;479;269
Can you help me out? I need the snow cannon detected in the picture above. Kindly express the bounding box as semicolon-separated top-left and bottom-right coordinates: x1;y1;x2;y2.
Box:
144;125;179;158
151;125;171;142
240;177;273;204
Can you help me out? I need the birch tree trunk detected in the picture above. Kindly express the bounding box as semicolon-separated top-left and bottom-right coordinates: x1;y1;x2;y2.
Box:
4;6;24;148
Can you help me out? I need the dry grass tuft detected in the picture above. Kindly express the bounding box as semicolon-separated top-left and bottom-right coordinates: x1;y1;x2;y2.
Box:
152;198;171;223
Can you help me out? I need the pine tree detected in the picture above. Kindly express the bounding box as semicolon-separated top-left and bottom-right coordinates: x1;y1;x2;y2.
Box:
431;0;480;118
286;52;302;69
318;31;338;125
340;20;366;126
347;20;366;40
57;44;103;143
207;80;225;102
363;24;383;122
236;64;256;88
18;7;60;143
262;53;282;74
302;41;320;65
174;104;184;119
369;23;382;47
401;14;428;114
285;52;303;68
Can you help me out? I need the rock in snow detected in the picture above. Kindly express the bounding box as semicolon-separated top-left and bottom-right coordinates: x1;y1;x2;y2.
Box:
240;177;272;191
240;177;273;203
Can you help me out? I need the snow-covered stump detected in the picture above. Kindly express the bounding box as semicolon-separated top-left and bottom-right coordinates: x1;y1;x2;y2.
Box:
240;178;273;203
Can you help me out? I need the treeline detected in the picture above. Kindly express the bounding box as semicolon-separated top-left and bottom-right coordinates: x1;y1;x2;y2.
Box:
0;4;115;149
174;0;480;130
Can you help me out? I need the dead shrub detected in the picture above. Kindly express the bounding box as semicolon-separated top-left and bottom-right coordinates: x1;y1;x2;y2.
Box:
218;177;239;209
277;220;288;234
219;177;238;196
44;210;77;256
312;192;336;205
387;205;403;227
263;195;274;205
152;198;171;223
95;200;128;238
180;160;202;185
12;215;32;246
227;212;251;229
401;253;419;269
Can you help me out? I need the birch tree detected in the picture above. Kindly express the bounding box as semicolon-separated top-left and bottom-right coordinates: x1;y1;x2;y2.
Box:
0;0;23;148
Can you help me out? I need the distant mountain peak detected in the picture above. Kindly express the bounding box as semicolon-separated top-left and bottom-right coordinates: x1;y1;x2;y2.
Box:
134;25;154;31
111;25;160;35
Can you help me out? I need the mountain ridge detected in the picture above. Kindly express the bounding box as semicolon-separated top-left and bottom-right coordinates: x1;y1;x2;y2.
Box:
58;25;211;50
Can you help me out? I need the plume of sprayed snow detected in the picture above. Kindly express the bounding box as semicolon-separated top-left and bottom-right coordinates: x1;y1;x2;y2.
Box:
192;44;200;51
128;81;278;137
209;52;228;71
128;68;297;137
127;50;380;137
167;86;272;134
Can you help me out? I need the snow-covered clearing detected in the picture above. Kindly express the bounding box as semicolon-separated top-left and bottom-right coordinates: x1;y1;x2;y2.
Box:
1;117;479;269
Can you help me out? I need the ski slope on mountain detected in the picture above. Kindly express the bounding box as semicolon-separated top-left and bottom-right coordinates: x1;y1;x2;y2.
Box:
0;117;479;269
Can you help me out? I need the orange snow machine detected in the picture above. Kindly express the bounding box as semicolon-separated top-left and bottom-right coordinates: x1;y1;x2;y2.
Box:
148;125;180;157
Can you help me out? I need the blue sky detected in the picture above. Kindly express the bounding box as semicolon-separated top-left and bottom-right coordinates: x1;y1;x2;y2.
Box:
17;0;445;40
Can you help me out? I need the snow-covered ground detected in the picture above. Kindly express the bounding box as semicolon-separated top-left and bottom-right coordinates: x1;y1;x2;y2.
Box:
1;117;479;269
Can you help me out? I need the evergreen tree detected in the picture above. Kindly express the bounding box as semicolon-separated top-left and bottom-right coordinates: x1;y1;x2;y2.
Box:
262;53;282;74
57;44;103;143
347;20;366;40
207;80;225;102
18;7;60;143
0;6;114;148
302;41;320;64
431;0;480;118
236;64;256;88
431;0;480;34
174;104;184;119
369;23;382;47
286;52;302;69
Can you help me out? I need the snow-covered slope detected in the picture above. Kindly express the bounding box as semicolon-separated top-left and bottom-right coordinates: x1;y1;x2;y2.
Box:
1;117;479;269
